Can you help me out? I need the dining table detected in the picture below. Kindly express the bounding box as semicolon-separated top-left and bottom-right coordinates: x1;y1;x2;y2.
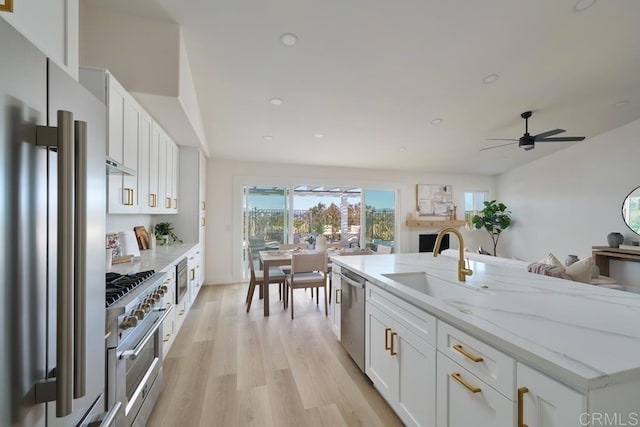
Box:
258;247;372;316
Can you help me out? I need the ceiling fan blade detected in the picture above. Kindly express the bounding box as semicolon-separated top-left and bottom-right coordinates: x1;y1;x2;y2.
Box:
480;141;518;151
486;138;518;141
533;129;565;139
537;136;585;142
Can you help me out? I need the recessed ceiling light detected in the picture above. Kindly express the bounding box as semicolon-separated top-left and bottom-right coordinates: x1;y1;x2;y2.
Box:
314;133;324;138
262;135;273;141
270;98;283;105
280;33;298;47
573;0;596;12
398;147;407;152
613;100;629;108
483;74;500;84
431;118;443;125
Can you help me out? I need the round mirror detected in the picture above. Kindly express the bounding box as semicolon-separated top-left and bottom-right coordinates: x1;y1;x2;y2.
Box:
622;186;640;235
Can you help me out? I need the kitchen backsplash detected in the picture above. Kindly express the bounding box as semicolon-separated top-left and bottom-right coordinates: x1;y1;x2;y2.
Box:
106;214;153;239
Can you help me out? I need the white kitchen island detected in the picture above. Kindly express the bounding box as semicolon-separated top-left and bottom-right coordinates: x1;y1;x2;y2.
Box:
331;252;640;427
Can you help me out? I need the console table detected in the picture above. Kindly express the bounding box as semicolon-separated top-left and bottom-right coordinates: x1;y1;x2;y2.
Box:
592;246;640;276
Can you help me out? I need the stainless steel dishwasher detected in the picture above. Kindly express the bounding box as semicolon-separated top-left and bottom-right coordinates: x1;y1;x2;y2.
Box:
340;268;366;372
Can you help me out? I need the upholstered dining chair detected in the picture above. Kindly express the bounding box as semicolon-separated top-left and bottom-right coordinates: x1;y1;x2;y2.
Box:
245;248;286;312
284;252;328;319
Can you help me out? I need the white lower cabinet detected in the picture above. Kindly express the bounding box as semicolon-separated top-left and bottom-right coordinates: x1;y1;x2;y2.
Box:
161;268;176;357
331;264;341;339
517;363;585;427
187;245;202;303
436;351;514;427
365;297;436;427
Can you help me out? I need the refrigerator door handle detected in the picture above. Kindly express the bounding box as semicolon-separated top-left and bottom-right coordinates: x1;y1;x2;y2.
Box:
34;110;75;417
74;120;87;399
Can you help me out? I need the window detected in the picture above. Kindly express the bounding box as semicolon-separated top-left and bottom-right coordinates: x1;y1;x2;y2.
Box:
464;191;488;229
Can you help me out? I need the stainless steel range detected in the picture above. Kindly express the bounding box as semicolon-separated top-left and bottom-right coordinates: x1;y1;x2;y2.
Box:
105;270;173;427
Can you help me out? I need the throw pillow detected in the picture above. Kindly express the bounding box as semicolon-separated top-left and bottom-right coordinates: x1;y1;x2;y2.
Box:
540;252;563;267
565;257;592;284
527;262;571;280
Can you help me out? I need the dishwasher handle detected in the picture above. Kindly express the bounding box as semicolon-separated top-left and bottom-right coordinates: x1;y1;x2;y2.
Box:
340;272;365;289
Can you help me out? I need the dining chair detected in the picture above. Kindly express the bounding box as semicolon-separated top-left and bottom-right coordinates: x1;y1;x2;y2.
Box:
245;248;286;312
284;252;328;319
376;244;393;254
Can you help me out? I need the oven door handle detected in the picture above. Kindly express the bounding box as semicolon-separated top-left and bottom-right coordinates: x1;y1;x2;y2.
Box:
120;305;174;360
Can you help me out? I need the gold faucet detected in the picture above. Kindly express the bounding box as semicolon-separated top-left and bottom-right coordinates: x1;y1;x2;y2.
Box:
432;227;473;282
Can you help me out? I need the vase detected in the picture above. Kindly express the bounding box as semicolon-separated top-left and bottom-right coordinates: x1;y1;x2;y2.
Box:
158;235;169;246
607;232;624;248
564;255;579;266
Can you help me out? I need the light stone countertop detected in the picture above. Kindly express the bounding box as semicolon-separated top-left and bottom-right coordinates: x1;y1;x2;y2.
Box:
109;243;200;275
331;252;640;392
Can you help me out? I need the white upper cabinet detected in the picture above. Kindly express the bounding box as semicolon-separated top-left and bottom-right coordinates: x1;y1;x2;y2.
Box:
2;0;79;80
79;67;179;215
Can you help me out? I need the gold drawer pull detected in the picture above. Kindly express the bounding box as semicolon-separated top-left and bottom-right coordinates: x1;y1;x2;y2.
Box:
201;217;206;227
178;310;185;316
453;344;484;362
335;289;341;304
384;327;392;351
518;387;529;427
451;372;481;393
166;197;171;208
163;334;171;343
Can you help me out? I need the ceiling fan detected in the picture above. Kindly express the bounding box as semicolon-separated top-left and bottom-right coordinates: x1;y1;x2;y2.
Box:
481;111;585;151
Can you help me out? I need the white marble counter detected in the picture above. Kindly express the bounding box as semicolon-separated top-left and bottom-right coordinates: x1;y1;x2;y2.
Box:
109;243;199;275
331;252;640;392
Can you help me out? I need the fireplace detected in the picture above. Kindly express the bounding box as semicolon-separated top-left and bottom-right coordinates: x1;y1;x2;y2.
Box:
419;233;449;253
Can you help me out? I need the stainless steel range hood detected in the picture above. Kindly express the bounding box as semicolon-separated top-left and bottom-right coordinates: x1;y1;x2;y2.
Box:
106;157;135;176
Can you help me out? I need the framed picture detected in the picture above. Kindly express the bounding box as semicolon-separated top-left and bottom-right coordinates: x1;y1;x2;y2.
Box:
0;0;14;12
416;184;453;217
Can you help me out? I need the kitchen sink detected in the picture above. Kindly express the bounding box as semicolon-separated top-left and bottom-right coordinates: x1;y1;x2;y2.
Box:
381;272;475;299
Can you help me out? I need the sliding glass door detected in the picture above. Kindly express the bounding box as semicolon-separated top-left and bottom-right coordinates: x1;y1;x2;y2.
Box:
244;186;289;261
363;189;396;251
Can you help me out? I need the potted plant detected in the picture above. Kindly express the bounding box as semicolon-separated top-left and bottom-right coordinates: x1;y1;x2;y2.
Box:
154;222;183;246
471;200;512;256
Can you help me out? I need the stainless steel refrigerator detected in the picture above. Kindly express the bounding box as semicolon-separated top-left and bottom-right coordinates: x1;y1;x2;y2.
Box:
1;19;109;426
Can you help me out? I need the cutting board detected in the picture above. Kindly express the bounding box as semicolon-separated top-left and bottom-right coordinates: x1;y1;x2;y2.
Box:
133;226;150;250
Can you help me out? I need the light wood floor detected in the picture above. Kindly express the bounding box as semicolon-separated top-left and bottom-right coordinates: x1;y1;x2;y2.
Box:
147;283;403;427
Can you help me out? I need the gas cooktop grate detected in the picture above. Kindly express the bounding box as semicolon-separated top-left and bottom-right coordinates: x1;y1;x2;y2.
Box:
105;270;155;307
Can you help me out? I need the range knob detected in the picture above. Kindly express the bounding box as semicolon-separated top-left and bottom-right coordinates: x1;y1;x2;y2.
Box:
140;303;151;313
160;285;169;293
121;315;138;329
155;288;165;297
148;293;160;303
133;309;145;320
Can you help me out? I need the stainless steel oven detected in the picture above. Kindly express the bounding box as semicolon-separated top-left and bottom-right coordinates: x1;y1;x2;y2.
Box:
176;258;188;304
105;272;172;426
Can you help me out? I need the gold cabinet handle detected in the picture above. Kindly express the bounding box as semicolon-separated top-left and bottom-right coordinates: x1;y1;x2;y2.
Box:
451;372;481;393
201;217;206;227
166;197;171;208
453;344;484;363
123;188;131;205
163;333;171;343
384;327;392;351
201;201;206;210
149;193;157;207
390;332;398;356
518;387;529;427
178;310;185;316
0;0;14;13
173;198;177;209
389;332;398;356
190;269;195;281
335;289;341;304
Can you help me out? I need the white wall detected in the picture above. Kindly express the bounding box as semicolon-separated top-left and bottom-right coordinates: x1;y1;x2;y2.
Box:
498;118;640;288
204;159;496;284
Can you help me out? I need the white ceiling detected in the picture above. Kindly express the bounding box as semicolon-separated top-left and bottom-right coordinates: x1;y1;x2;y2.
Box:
84;0;640;175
